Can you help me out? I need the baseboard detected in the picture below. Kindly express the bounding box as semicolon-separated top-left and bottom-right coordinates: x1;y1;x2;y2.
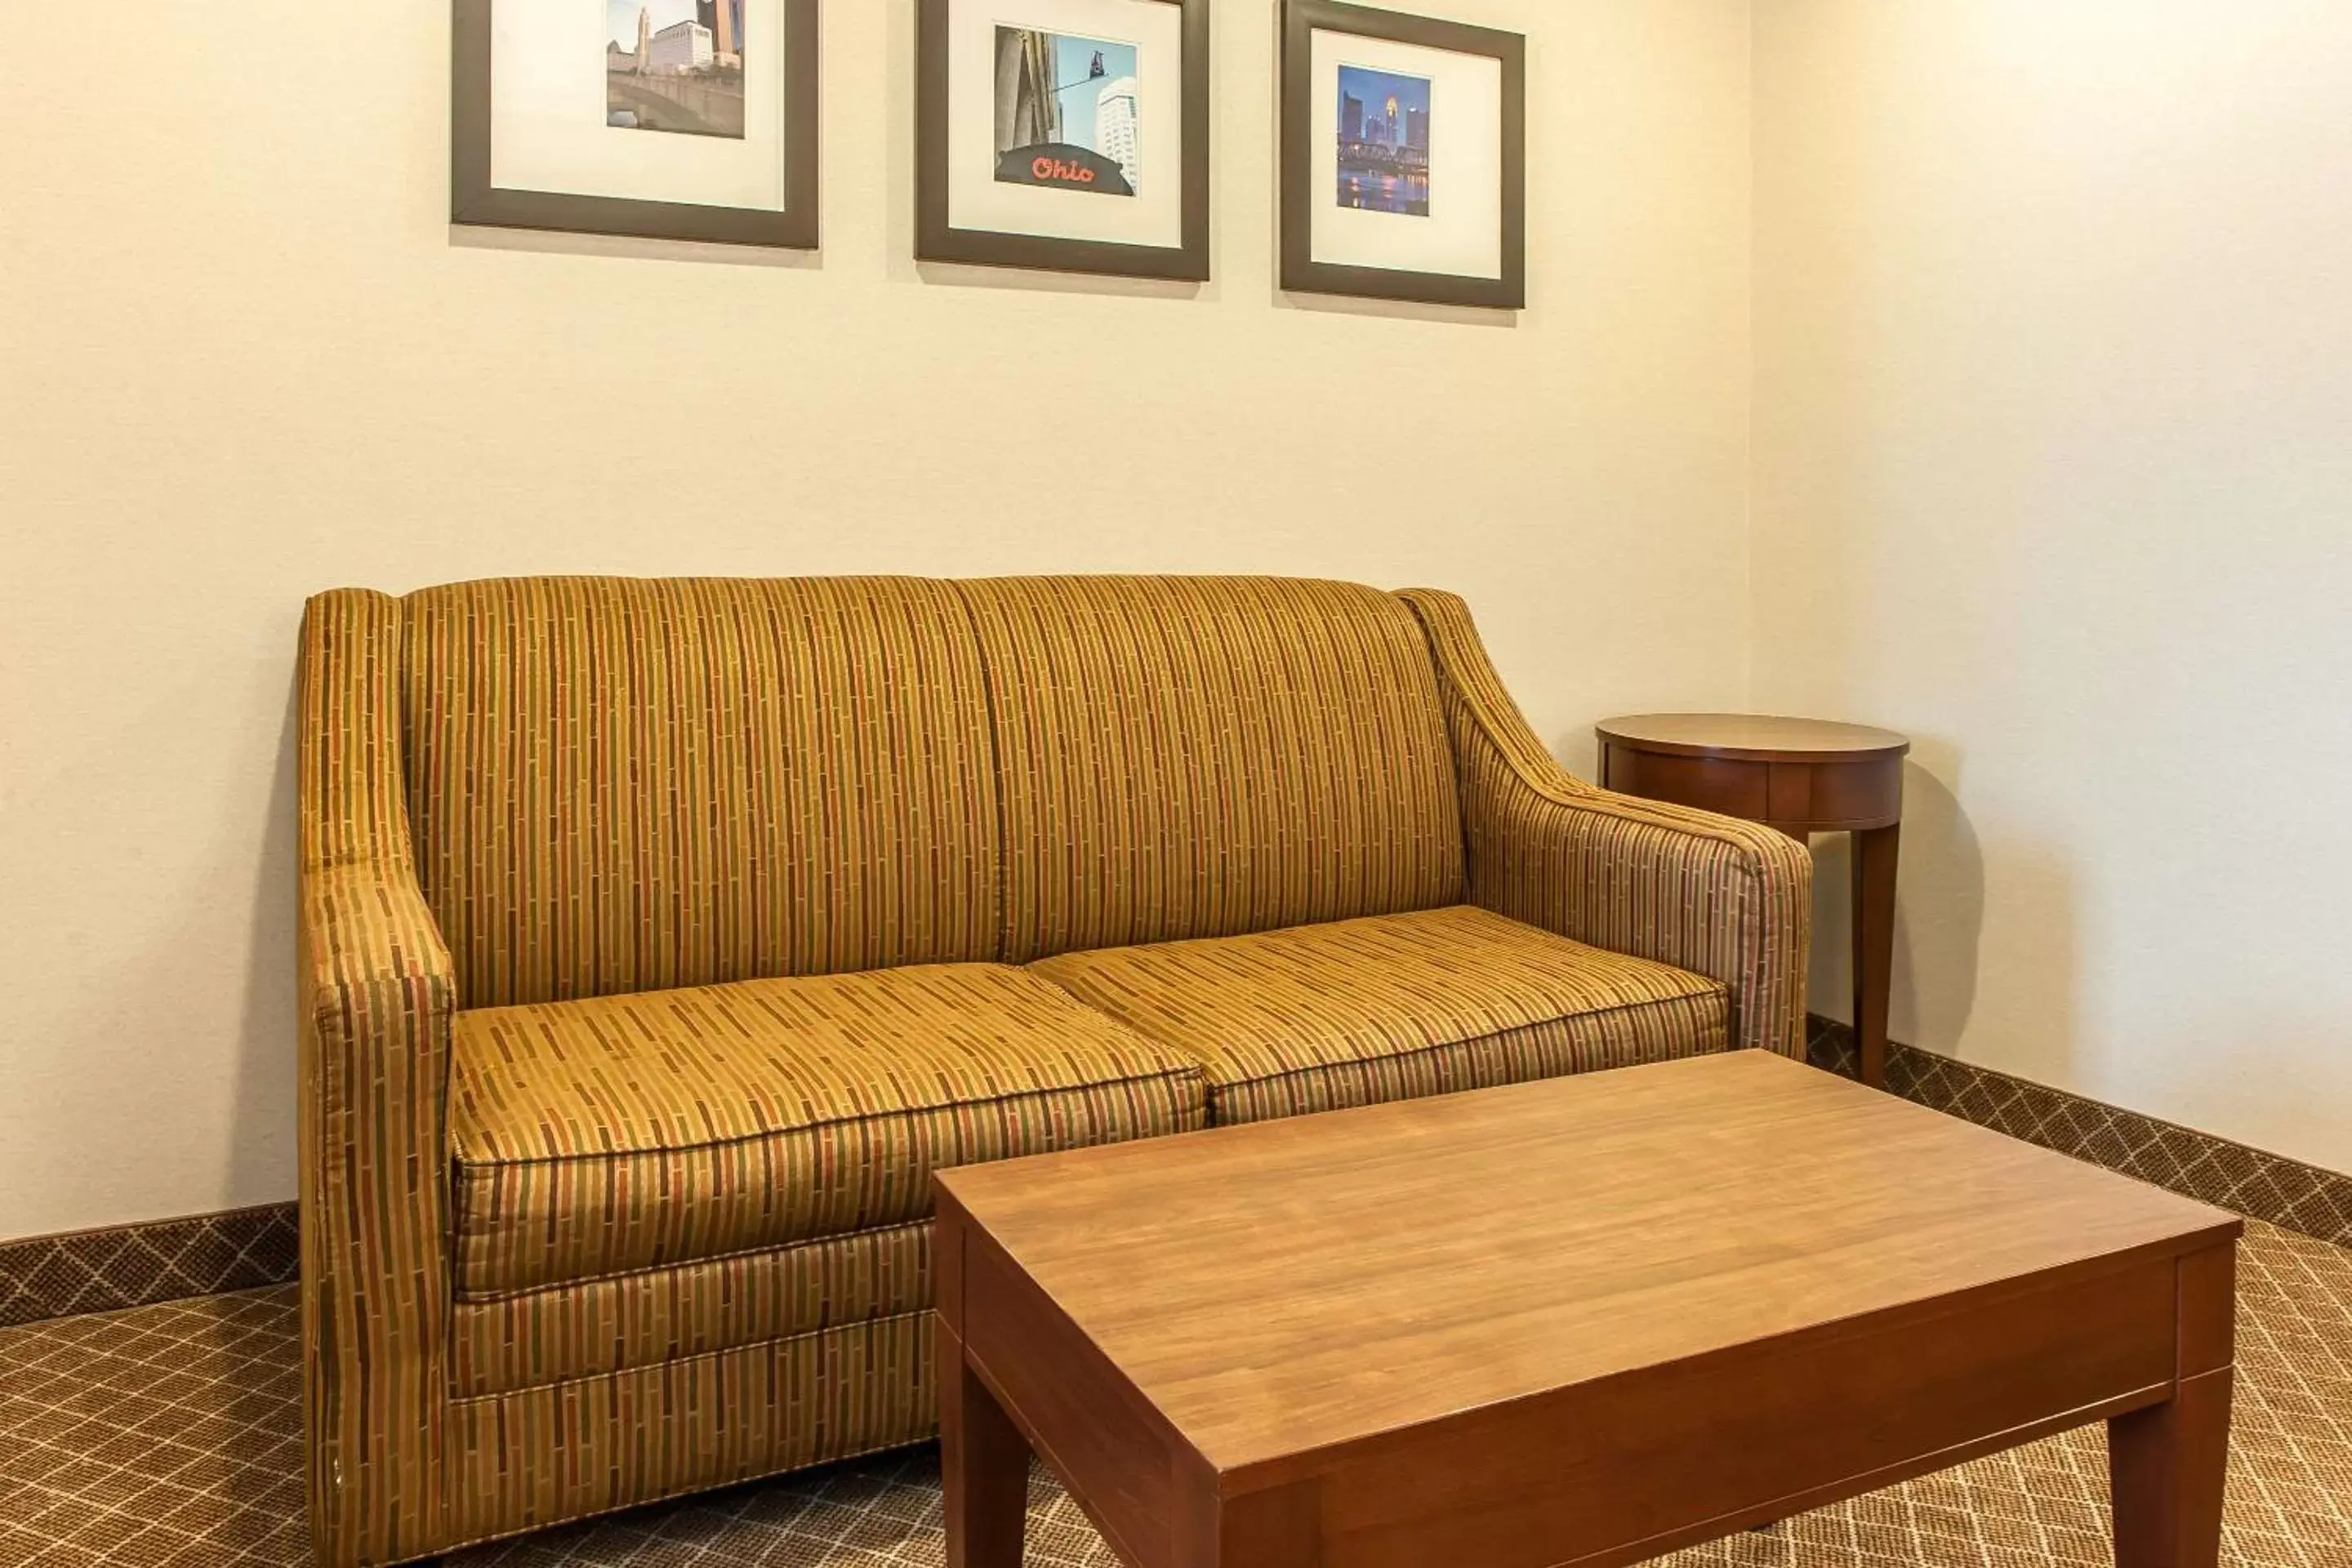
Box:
0;1201;299;1330
4;1034;2346;1330
1807;1014;2352;1246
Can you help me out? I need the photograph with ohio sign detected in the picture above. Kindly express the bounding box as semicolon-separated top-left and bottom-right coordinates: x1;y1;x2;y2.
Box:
919;0;1209;280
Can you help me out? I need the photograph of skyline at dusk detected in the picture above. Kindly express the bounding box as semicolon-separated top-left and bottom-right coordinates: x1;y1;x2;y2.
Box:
1336;64;1430;216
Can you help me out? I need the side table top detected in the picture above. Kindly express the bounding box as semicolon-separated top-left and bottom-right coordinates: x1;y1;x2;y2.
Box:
1597;712;1910;764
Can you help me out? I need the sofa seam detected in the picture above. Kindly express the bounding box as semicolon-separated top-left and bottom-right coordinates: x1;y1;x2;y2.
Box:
1198;987;1734;1101
450;1062;1214;1174
948;578;1018;967
444;1305;939;1406
449;1217;936;1308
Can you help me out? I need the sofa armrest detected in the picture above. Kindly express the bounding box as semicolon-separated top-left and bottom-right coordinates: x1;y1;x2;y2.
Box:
298;589;455;1566
1400;590;1814;1061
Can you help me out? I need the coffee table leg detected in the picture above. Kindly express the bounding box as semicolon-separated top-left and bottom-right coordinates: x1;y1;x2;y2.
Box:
2109;1369;2231;1568
942;1331;1030;1568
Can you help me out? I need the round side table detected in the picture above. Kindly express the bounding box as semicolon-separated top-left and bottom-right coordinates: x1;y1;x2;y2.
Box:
1595;715;1911;1089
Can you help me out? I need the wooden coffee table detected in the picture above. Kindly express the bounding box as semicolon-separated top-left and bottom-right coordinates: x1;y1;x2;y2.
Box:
934;1052;2240;1568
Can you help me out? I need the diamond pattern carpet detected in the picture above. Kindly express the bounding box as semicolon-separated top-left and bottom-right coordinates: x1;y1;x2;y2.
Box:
0;1223;2345;1567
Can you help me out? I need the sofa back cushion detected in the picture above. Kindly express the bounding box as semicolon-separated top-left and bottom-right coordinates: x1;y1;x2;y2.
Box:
959;577;1465;962
403;577;1001;1008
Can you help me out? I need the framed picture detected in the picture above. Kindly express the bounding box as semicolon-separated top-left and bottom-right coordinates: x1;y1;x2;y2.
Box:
1280;0;1524;309
917;0;1210;280
452;0;821;248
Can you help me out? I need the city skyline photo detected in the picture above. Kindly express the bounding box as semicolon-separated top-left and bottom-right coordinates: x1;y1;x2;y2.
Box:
1337;63;1431;217
606;0;699;51
993;27;1142;198
606;0;746;140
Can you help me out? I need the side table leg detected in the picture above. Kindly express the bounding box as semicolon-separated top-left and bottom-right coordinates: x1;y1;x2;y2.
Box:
1851;823;1900;1088
942;1325;1030;1568
2109;1369;2232;1568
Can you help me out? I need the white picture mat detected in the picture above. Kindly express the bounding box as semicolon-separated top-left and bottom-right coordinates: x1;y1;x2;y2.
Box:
491;0;791;211
946;0;1185;248
1310;29;1503;279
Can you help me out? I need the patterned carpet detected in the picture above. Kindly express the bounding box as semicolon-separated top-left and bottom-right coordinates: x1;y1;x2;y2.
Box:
0;1223;2345;1567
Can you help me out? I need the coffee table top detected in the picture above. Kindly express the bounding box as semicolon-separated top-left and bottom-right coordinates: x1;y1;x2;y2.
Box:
935;1051;2238;1475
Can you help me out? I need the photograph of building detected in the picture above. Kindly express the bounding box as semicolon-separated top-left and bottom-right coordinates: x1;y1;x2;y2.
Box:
605;0;746;140
992;27;1141;198
696;0;745;64
648;19;713;73
1094;75;1139;194
1336;64;1432;217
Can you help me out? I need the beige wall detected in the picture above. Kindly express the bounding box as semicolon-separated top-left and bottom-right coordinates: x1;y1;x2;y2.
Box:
0;1;1757;1237
1753;1;2352;1172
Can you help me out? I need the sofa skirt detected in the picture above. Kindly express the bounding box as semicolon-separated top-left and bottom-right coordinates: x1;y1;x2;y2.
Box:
443;1309;937;1553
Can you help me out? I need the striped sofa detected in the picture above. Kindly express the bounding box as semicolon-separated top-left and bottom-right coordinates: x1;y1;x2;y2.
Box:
296;576;1811;1566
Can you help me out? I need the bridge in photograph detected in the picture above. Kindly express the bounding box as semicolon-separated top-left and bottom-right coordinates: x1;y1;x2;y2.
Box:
608;74;745;139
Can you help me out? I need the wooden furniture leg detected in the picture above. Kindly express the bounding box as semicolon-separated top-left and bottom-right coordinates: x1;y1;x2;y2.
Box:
2111;1242;2234;1568
2109;1369;2232;1568
1851;823;1900;1088
942;1329;1030;1568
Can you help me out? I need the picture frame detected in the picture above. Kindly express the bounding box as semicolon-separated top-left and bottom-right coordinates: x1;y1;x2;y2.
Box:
917;0;1211;280
1280;0;1525;309
452;0;822;248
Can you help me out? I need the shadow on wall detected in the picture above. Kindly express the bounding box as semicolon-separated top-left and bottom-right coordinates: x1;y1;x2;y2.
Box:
448;225;824;271
1809;747;2014;1062
230;670;301;1209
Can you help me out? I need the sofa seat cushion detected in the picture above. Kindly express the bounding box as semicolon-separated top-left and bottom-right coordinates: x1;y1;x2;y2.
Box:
448;964;1209;1298
1028;905;1731;1125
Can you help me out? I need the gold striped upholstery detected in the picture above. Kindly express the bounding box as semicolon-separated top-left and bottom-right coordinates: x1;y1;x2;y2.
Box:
1031;905;1730;1125
958;577;1467;962
296;574;1811;1566
298;590;456;1566
1399;589;1815;1059
445;1312;936;1553
451;1221;931;1398
403;577;1003;1009
447;964;1207;1298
